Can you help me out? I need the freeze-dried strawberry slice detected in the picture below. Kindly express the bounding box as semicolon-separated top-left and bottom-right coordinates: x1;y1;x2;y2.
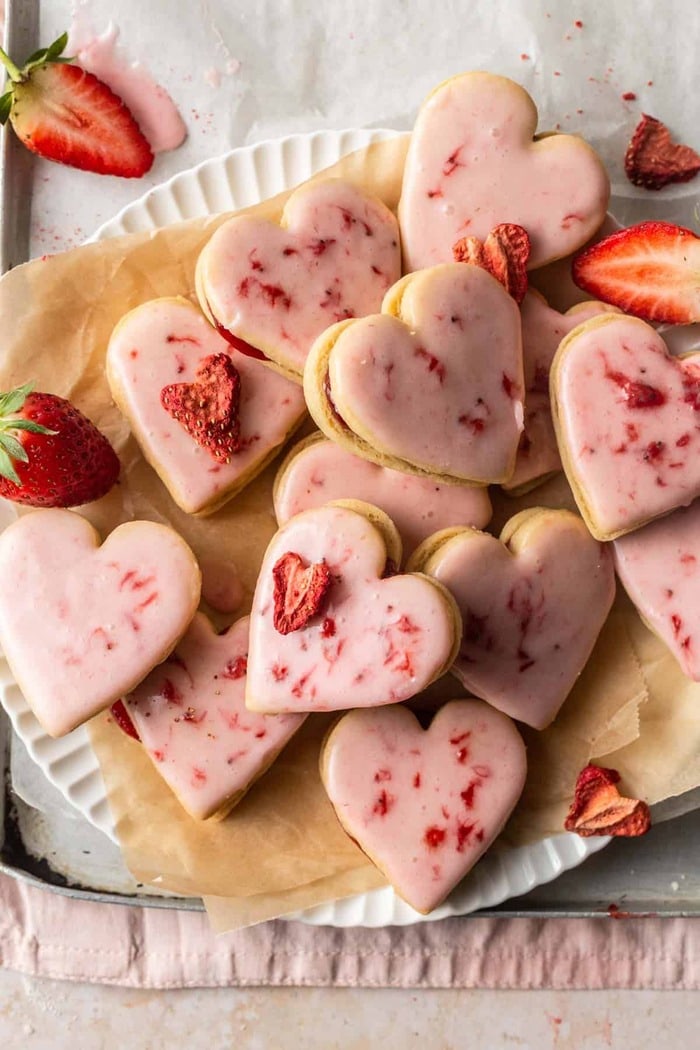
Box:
161;353;241;462
453;223;530;304
564;764;651;837
625;114;700;191
572;221;700;324
272;551;332;635
110;699;140;741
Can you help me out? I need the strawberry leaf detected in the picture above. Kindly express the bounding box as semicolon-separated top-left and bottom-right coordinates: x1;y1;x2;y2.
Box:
0;433;28;463
0;447;21;486
0;418;56;435
0;92;12;125
0;381;33;415
46;32;69;60
24;47;50;65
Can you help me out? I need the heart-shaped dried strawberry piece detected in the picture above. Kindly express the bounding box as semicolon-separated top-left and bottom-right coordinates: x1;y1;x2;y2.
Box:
161;353;241;462
551;313;700;539
564;765;650;837
196;179;401;379
246;502;460;715
122;614;305;820
107;299;306;515
321;700;527;913
453;223;530;304
411;509;615;729
0;509;201;737
399;72;609;271
272;551;332;634
304;263;523;485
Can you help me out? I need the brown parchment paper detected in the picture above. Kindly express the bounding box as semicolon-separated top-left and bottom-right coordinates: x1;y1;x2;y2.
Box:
0;134;695;930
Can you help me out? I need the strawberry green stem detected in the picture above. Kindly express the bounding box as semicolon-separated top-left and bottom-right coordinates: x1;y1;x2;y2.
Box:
0;46;23;83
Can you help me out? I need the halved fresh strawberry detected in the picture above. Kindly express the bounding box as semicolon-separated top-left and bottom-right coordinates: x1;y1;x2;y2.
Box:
0;32;153;177
572;221;700;324
0;382;120;507
625;114;700;191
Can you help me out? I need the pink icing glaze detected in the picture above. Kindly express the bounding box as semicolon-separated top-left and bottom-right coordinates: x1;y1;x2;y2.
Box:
274;437;492;559
614;501;700;680
553;316;700;538
504;292;612;492
125;614;305;819
107;299;306;514
0;510;200;737
325;264;523;483
198;179;401;375
246;504;457;715
322;700;527;914
399;73;609;272
423;511;615;729
199;557;244;614
67;21;186;153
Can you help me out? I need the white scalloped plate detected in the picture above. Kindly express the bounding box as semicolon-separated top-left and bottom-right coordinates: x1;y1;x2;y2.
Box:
0;129;608;926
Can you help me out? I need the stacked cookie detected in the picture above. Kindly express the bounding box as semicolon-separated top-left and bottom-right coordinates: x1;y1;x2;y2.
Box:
3;70;697;913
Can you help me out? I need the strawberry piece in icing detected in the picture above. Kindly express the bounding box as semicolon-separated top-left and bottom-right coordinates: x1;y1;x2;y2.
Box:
552;314;700;539
107;298;306;515
614;500;700;680
246;503;459;715
0;509;201;737
272;552;332;635
321;700;527;913
414;509;615;730
306;263;524;485
124;614;305;820
399;72;609;272
196;179;401;378
503;291;614;493
273;436;492;559
160;353;241;462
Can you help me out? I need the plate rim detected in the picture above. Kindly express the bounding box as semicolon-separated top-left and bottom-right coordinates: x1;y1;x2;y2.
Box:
0;126;609;926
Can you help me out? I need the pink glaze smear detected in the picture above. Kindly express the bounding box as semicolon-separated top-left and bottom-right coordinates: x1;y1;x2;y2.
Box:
322;701;527;913
67;18;186;153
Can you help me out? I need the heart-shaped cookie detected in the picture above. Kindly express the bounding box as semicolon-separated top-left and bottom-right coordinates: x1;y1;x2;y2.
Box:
123;614;306;820
551;314;700;539
409;509;615;729
304;263;524;485
246;501;461;715
399;72;609;272
613;500;700;680
503;291;613;495
321;700;527;914
107;298;306;515
0;509;201;737
196;178;401;380
273;434;492;560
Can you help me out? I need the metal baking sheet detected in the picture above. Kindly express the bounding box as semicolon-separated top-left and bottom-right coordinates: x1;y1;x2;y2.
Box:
1;0;698;923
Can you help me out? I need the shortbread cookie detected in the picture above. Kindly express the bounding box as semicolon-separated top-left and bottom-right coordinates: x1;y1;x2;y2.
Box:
304;263;524;485
503;291;614;494
196;179;401;380
246;501;461;715
107;298;306;516
0;509;201;737
613;500;700;681
409;509;615;729
321;700;527;914
123;614;305;820
399;72;609;272
551;313;700;540
273;434;492;559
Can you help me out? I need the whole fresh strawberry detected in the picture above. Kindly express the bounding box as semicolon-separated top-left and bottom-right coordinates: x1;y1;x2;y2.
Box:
0;32;153;177
0;382;120;507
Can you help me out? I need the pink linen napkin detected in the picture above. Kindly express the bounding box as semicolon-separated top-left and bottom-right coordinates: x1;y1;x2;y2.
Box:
0;872;698;989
